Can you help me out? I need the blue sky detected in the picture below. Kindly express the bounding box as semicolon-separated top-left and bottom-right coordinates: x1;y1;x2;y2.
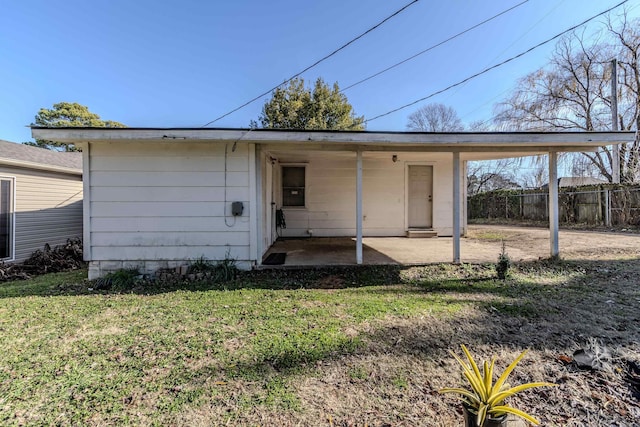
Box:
1;0;639;143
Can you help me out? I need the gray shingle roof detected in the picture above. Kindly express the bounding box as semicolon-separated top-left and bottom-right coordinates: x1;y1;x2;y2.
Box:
0;139;82;172
558;177;607;187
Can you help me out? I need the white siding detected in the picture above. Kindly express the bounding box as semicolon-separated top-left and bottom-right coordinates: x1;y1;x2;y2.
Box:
0;165;83;263
277;152;454;237
88;141;251;267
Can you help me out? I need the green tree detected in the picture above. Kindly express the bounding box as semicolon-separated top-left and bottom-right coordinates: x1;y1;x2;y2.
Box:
27;102;126;151
257;78;365;130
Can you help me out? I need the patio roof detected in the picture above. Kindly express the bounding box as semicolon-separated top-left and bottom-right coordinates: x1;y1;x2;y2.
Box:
31;127;634;156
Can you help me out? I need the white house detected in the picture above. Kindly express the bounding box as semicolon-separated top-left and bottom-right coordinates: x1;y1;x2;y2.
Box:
0;139;83;263
31;128;633;279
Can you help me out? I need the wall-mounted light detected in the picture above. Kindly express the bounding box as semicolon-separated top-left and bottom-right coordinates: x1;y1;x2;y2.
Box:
392;154;398;163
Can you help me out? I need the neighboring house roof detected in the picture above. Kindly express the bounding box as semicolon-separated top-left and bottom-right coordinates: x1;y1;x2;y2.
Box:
0;139;82;175
541;176;609;189
558;177;608;187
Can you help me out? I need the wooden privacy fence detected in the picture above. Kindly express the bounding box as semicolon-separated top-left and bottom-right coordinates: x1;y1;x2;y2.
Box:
468;185;640;226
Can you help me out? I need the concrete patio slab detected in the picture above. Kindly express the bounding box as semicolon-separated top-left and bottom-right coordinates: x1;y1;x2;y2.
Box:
262;225;640;267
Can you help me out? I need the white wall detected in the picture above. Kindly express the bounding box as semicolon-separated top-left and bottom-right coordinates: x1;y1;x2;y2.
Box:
276;151;454;237
87;141;252;277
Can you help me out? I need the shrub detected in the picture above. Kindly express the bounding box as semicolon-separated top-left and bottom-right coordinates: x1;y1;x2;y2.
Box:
496;241;511;280
188;256;216;274
94;268;140;291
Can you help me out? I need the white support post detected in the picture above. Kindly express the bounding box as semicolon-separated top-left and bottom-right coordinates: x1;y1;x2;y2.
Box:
549;151;559;257
82;142;91;262
254;144;263;264
248;144;258;265
356;150;363;264
462;160;468;236
452;152;461;263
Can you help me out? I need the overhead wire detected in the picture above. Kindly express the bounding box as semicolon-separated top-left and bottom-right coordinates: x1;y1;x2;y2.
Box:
462;0;637;129
340;0;529;93
362;0;631;126
201;0;420;128
441;0;565;106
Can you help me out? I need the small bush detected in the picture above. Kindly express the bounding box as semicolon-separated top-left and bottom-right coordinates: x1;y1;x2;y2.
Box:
188;256;216;274
187;253;238;282
94;268;140;291
496;241;511;280
215;254;238;281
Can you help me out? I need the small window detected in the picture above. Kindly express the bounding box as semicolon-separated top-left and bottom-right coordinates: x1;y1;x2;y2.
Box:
0;178;14;260
282;166;305;207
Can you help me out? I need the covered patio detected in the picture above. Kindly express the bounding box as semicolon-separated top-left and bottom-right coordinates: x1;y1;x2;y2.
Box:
262;224;640;266
257;131;635;266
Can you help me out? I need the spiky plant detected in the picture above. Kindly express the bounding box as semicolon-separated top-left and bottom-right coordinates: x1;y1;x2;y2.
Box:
440;345;555;426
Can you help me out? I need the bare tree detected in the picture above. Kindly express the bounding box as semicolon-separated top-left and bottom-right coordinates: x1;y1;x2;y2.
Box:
407;103;464;131
494;11;640;183
407;104;523;193
467;159;520;195
467;120;491;131
518;162;549;189
608;13;640;182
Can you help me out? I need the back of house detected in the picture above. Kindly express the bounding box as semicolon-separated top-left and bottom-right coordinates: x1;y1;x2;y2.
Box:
30;127;634;279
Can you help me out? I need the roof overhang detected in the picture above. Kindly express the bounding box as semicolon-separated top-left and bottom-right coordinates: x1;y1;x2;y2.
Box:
31;127;635;159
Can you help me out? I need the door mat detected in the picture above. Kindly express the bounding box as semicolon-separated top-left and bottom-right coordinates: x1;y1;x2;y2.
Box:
263;252;287;265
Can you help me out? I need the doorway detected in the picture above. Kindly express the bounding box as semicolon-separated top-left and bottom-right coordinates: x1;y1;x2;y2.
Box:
407;165;433;228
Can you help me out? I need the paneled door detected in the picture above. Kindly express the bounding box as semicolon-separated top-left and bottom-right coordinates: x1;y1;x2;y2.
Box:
407;165;433;228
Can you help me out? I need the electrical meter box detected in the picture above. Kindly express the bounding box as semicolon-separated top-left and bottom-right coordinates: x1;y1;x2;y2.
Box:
231;201;244;216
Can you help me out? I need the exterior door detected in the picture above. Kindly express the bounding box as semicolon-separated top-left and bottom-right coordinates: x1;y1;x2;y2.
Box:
408;165;433;228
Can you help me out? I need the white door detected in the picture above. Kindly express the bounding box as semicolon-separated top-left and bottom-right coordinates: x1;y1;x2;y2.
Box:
408;165;433;228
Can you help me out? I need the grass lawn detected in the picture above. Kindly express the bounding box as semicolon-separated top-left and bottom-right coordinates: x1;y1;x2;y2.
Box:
0;262;638;426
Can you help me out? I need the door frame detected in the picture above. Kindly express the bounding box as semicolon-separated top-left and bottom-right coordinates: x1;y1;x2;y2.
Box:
0;175;16;262
265;157;274;249
404;162;434;230
260;152;278;255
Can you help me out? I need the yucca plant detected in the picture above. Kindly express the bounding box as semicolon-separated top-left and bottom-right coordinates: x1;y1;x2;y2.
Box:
440;345;556;427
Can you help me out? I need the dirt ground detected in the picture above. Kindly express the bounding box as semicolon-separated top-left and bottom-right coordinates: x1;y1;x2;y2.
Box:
467;224;640;261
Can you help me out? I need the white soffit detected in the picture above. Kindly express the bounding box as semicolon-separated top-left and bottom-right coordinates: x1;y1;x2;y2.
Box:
31;128;634;154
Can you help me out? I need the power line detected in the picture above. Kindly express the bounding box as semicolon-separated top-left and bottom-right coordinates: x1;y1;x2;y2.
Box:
440;0;564;103
363;0;630;126
484;0;567;67
201;0;420;127
341;0;529;93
